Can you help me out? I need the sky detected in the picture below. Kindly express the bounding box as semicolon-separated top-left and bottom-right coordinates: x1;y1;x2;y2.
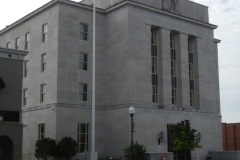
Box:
0;0;239;123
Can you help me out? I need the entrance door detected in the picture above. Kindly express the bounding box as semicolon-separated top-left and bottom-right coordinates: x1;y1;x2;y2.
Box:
167;125;191;160
0;136;13;160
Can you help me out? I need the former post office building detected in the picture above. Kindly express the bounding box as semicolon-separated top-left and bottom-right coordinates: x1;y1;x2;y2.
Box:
0;0;222;160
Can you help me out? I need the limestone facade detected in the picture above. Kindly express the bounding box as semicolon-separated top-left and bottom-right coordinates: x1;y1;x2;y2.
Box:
0;0;222;160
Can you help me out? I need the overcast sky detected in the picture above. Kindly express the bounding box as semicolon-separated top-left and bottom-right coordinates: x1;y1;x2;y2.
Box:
0;0;239;123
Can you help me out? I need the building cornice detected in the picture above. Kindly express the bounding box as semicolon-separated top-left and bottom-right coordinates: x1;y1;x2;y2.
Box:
0;47;27;60
0;0;217;36
0;0;104;36
105;0;217;29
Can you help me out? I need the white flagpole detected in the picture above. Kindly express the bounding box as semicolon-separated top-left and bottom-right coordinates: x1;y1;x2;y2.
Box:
91;0;97;159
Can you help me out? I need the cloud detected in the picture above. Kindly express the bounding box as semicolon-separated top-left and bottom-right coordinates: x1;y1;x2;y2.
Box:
0;0;52;30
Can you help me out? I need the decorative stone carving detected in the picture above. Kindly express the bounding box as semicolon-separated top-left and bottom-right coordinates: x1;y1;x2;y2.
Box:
162;0;179;12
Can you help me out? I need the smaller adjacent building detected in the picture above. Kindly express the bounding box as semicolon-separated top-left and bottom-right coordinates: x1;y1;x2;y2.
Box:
222;123;240;151
0;47;27;160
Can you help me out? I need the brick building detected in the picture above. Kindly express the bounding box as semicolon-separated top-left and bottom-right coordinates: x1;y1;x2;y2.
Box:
222;123;240;151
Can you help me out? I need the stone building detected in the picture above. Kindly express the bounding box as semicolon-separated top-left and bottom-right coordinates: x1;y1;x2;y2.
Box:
0;0;222;160
0;47;27;160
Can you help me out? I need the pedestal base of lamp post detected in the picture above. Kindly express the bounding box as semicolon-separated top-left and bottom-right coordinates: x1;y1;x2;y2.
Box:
90;151;98;160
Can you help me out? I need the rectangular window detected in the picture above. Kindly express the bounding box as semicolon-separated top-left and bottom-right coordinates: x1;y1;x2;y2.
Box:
40;83;46;102
41;53;47;72
167;124;176;152
188;37;195;106
79;53;88;70
151;28;158;103
6;42;10;48
42;23;48;42
23;88;28;106
170;32;177;105
38;123;45;140
80;23;88;41
24;60;28;77
77;123;89;153
15;37;20;50
25;33;30;50
79;84;87;101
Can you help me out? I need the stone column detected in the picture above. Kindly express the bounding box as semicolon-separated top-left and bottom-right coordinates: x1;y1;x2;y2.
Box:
176;33;190;108
194;37;200;109
158;28;171;107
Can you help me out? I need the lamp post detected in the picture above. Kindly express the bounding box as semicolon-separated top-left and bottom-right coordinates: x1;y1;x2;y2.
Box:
91;0;97;159
129;106;135;160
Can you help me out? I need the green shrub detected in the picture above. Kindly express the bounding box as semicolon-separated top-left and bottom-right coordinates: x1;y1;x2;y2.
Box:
124;141;147;160
35;138;56;160
56;137;78;160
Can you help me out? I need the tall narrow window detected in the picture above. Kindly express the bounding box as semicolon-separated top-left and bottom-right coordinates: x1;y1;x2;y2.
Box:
80;23;88;41
167;124;176;152
25;32;30;50
77;123;89;153
38;123;45;140
23;88;28;106
188;37;195;106
41;53;47;72
15;37;20;50
6;42;10;48
42;23;48;42
79;84;87;101
79;53;88;70
40;83;46;102
170;33;177;105
24;60;28;77
151;28;158;103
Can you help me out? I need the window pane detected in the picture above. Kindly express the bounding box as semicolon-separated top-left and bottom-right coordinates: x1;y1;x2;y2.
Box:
80;23;88;40
80;144;85;152
78;123;89;153
42;24;48;42
79;53;88;70
80;135;86;143
82;94;87;101
79;84;87;101
41;54;47;71
80;124;86;133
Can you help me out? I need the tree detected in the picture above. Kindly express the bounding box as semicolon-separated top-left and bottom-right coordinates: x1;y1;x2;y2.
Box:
56;137;78;160
124;141;147;160
35;138;56;160
172;120;201;160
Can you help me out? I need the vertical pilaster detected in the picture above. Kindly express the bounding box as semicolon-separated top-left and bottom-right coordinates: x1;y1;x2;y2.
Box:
214;39;221;113
176;33;190;108
194;37;200;109
158;28;171;107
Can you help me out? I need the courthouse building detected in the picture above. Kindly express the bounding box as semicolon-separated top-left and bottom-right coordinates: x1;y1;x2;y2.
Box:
0;0;222;159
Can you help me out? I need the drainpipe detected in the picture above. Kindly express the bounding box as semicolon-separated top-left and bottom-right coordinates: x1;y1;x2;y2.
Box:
233;125;236;150
225;123;228;150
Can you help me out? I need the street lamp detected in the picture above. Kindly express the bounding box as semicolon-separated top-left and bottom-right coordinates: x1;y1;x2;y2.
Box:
129;106;135;160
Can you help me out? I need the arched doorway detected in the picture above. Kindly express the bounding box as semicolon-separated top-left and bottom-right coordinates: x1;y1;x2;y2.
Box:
0;136;13;160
